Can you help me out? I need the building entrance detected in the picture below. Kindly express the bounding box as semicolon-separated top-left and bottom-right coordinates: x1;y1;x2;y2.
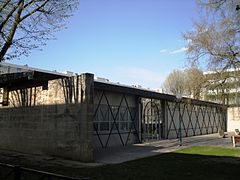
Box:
142;99;163;142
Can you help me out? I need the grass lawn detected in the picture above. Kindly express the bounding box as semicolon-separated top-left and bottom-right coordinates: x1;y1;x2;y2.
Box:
70;146;240;180
40;146;240;180
176;146;240;157
1;146;240;180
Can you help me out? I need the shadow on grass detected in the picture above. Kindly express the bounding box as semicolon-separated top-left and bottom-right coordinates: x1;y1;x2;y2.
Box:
2;153;240;180
81;153;240;180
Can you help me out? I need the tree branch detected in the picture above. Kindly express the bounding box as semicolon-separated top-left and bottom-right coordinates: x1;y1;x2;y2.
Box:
20;0;49;22
0;0;24;61
0;0;21;32
0;0;78;61
0;0;11;13
23;0;37;9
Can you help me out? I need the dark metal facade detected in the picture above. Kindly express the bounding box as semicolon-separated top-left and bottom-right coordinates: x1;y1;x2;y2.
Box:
165;100;225;139
93;90;140;148
93;81;226;148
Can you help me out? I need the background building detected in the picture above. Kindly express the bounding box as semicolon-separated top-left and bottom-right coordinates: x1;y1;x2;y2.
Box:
203;69;240;132
203;69;240;106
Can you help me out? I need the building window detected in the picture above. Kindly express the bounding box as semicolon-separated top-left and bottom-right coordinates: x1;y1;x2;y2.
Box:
94;105;135;132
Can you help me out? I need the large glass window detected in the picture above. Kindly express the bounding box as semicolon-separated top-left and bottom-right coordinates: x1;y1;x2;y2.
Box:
94;105;135;132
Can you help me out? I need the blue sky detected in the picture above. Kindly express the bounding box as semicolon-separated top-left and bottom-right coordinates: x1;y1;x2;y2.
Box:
11;0;199;89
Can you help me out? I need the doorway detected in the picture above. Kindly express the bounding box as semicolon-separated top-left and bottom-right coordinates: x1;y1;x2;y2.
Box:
142;99;163;142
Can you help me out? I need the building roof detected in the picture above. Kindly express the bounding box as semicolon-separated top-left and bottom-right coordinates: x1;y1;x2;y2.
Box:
0;63;224;107
0;62;71;77
0;62;71;90
0;70;68;90
94;80;223;107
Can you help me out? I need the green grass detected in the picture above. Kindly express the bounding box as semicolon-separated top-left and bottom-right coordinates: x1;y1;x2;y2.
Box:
63;146;240;180
176;146;240;157
1;146;240;180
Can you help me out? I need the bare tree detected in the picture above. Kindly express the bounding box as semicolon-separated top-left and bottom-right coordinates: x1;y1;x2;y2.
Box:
163;68;205;99
0;0;79;62
184;0;240;71
184;67;205;99
163;69;187;96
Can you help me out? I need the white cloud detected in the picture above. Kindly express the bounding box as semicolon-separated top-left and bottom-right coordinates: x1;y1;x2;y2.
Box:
169;47;188;54
114;67;167;89
159;47;188;55
159;49;168;53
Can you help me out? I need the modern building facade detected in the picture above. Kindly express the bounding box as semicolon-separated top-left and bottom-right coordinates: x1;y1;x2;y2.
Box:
0;63;227;161
203;68;240;106
203;69;240;132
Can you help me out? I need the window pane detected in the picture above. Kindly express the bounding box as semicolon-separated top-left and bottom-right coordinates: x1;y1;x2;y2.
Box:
100;122;109;131
93;122;99;131
111;122;118;130
120;122;128;131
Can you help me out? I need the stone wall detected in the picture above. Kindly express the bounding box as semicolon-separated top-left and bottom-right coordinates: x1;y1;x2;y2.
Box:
0;103;93;162
227;106;240;132
3;75;89;107
0;73;94;162
6;79;65;107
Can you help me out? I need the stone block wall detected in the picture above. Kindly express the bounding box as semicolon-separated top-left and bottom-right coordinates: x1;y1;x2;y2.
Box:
0;73;94;162
7;79;65;107
227;106;240;132
0;103;93;162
